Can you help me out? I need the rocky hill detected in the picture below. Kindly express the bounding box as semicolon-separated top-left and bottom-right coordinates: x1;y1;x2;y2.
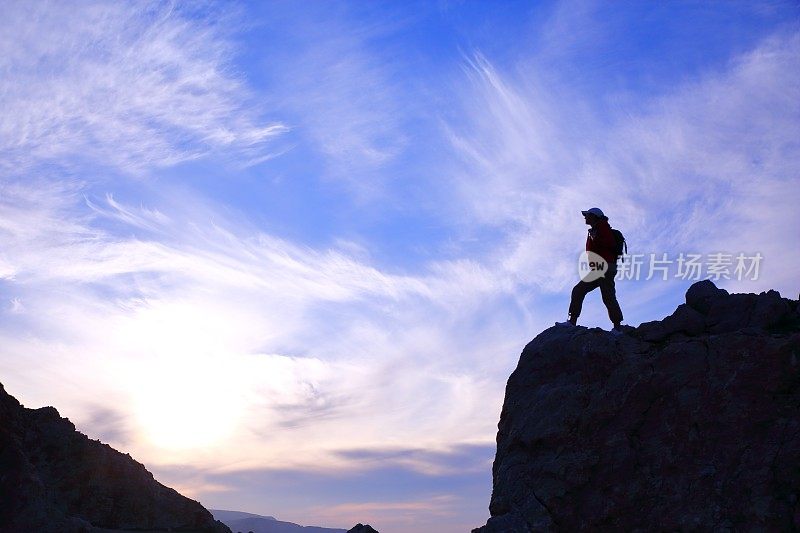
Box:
474;281;800;531
0;383;230;533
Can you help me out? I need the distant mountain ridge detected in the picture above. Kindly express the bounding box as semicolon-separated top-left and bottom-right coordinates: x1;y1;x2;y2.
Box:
0;382;230;533
211;510;277;522
211;510;346;533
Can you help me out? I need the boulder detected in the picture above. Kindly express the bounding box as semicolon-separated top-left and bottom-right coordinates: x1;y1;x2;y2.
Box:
635;303;705;342
685;279;728;314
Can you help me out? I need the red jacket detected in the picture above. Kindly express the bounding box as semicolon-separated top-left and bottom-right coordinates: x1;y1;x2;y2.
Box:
586;219;617;264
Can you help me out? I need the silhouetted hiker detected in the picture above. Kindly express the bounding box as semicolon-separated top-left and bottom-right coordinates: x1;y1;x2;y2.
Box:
557;207;624;334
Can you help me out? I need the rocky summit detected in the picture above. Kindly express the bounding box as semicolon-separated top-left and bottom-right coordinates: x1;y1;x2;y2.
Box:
474;281;800;532
347;525;380;533
0;384;230;533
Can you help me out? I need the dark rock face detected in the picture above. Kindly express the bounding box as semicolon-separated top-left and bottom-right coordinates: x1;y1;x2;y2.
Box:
0;384;230;533
475;281;800;532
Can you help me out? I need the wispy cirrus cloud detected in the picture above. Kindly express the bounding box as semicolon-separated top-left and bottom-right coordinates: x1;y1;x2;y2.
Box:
0;183;517;476
2;183;427;300
446;30;800;300
334;443;493;476
0;1;285;175
252;3;416;196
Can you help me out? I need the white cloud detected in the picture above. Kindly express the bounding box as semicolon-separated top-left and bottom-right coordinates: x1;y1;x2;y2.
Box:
0;185;521;472
0;1;285;175
9;298;24;313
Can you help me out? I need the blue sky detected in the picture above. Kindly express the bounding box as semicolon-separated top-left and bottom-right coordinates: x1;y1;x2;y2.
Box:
1;1;799;532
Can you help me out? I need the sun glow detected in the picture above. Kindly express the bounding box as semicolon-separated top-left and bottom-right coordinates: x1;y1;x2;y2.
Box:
132;357;242;450
111;299;250;451
106;297;334;453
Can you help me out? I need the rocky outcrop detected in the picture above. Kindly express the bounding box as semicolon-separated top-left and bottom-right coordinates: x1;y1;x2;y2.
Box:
475;281;800;531
346;525;379;533
0;383;231;533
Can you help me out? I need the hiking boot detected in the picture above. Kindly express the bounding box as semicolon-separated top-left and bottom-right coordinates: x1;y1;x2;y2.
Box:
556;320;577;327
610;325;624;336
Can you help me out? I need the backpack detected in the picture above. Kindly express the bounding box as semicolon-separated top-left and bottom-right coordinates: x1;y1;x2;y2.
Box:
611;228;627;262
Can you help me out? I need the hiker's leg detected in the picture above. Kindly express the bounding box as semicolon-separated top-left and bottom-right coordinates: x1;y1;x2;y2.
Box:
569;280;598;323
599;271;623;326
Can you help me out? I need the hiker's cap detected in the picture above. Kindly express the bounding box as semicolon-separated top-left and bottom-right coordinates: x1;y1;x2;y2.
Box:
581;207;606;218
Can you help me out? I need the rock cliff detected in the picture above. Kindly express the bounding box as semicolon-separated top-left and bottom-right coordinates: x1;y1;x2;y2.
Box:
0;383;230;533
475;281;800;531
